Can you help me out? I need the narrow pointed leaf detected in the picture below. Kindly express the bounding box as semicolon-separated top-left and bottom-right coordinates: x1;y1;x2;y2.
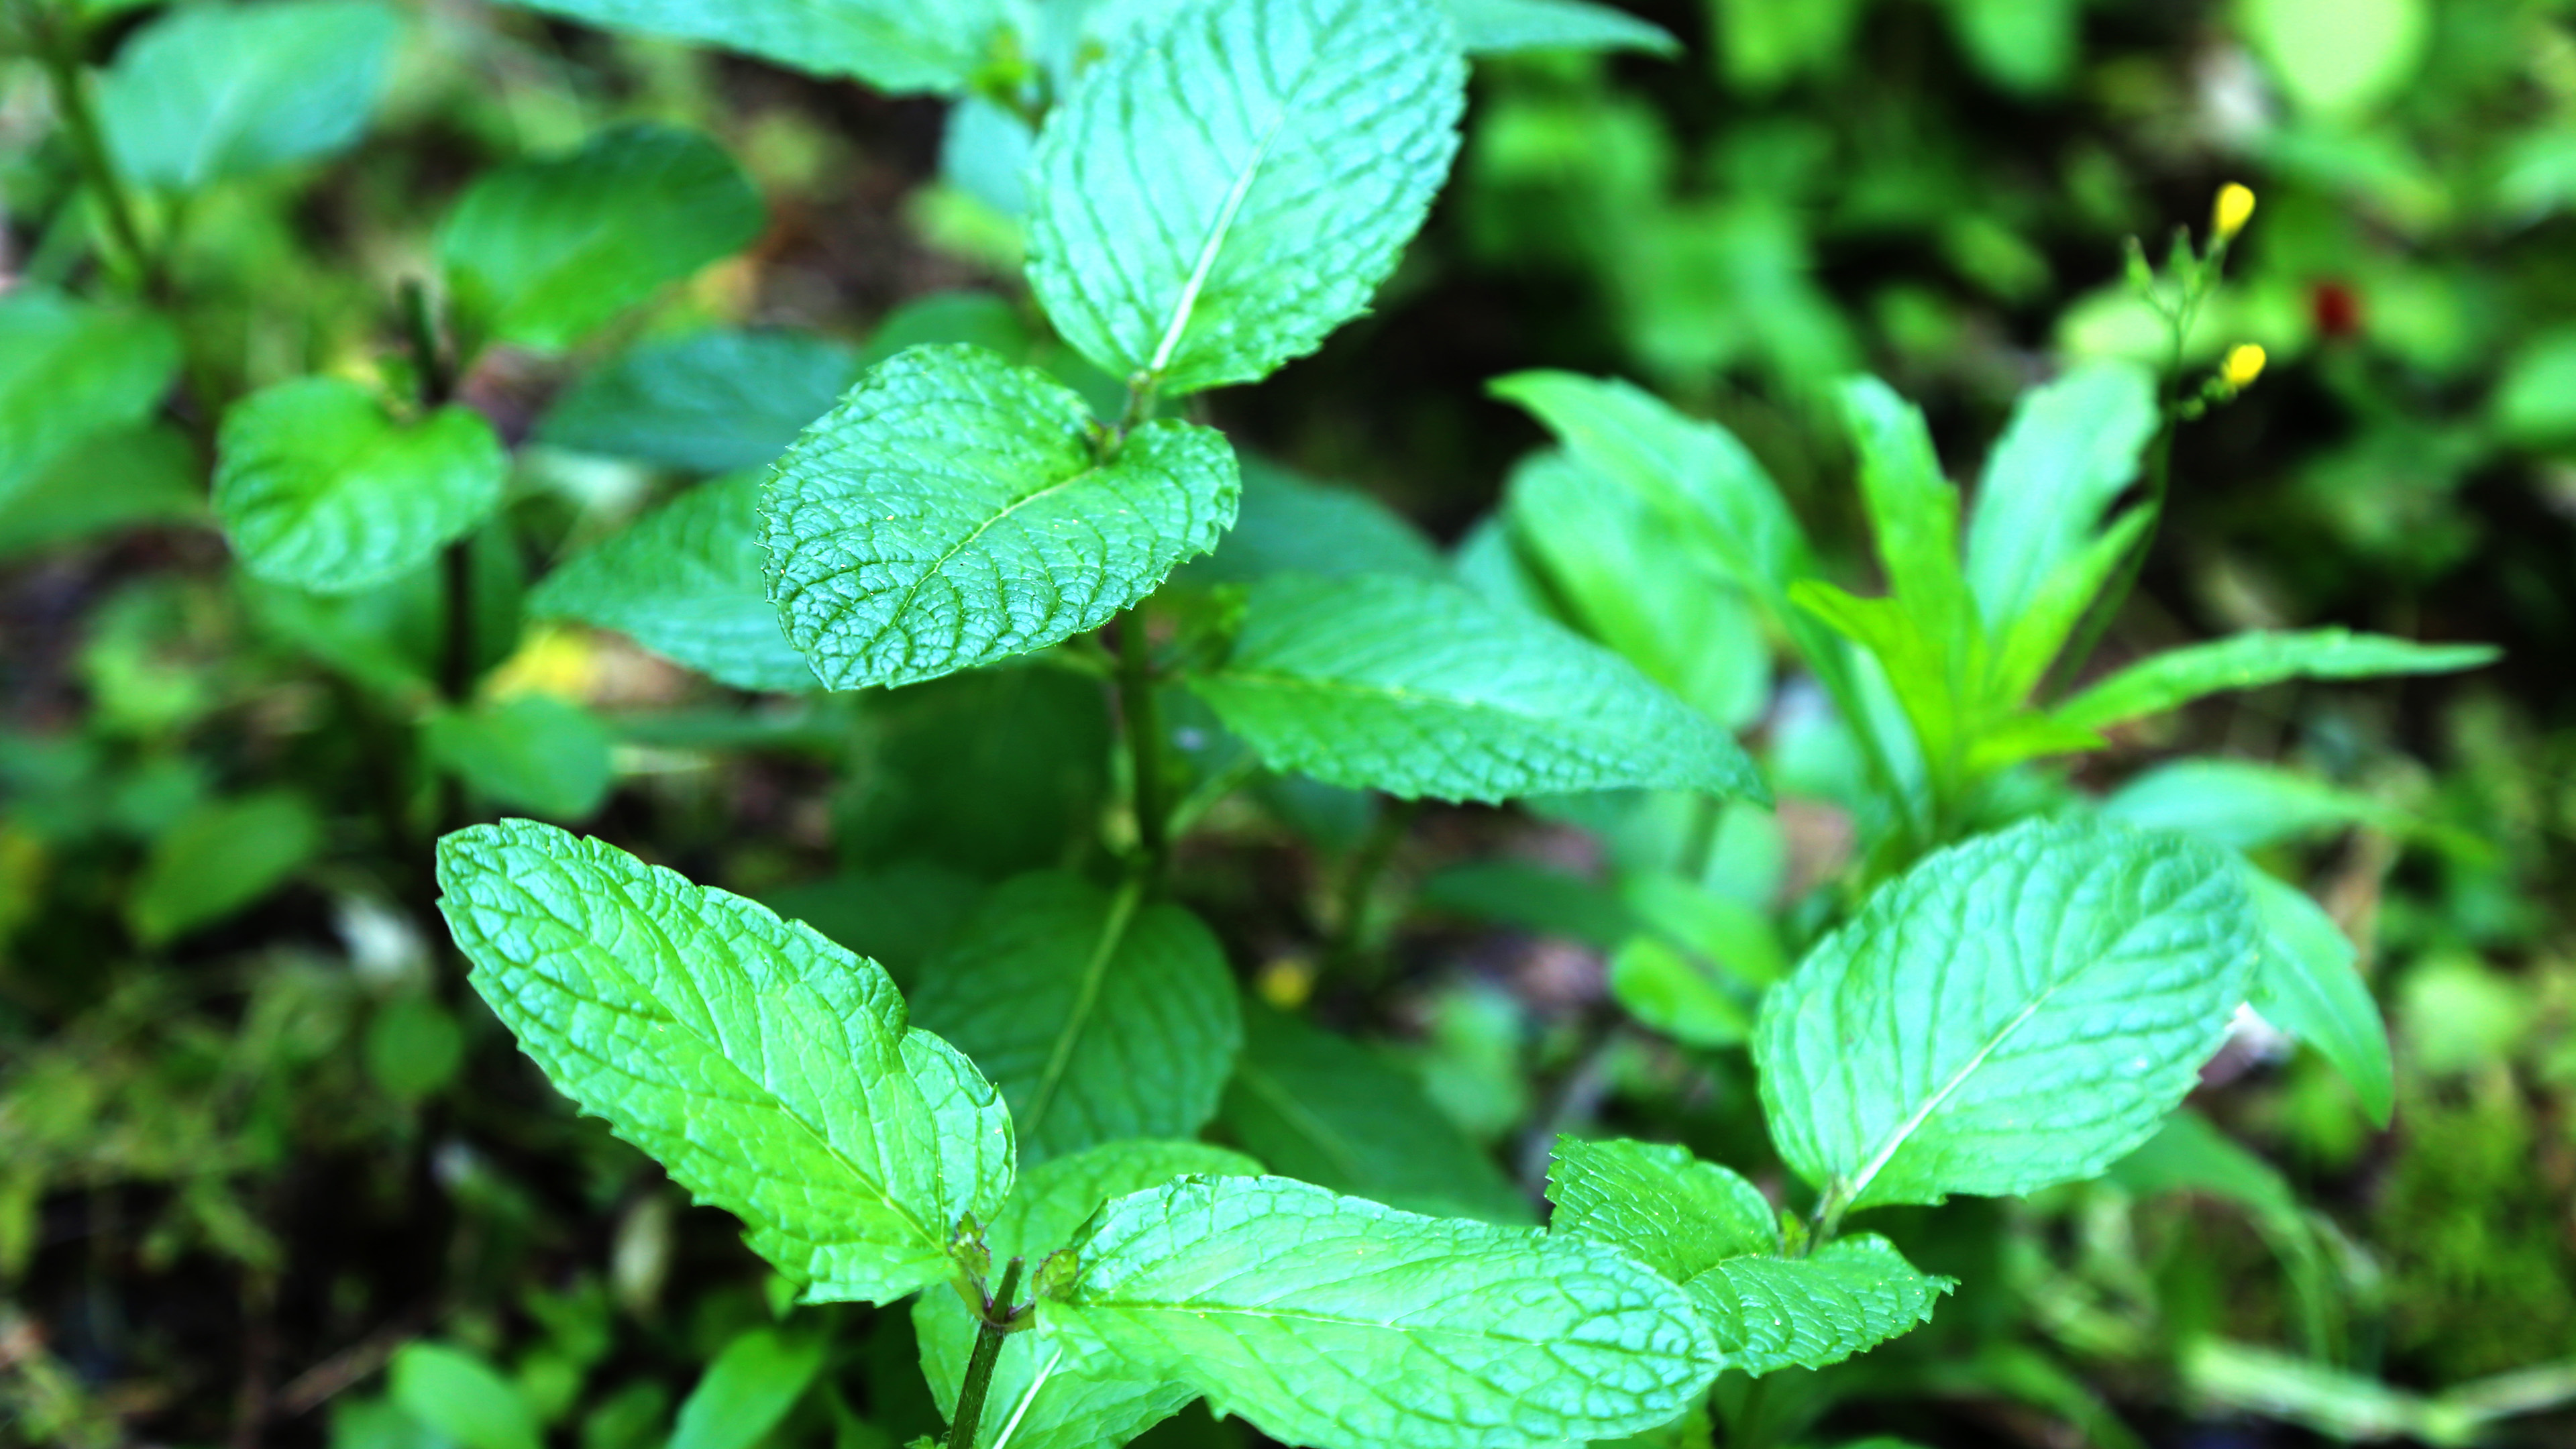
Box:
1964;362;2159;630
1191;574;1768;804
1040;1175;1719;1449
490;0;1010;93
2100;759;2402;852
439;124;765;351
529;474;817;692
1757;817;2260;1214
537;330;861;475
763;345;1240;690
1445;0;1680;54
1835;376;1977;641
1026;0;1466;394
669;1328;827;1449
434;820;1013;1303
2246;871;2394;1125
99;0;401;189
908;873;1242;1164
914;1142;1258;1449
2054;629;2499;732
214;378;505;595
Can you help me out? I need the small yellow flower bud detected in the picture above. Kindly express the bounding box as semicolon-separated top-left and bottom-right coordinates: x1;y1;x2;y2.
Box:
2223;343;2267;389
2213;183;2257;241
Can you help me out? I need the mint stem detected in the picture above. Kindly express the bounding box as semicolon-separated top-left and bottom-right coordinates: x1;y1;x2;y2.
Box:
947;1256;1026;1449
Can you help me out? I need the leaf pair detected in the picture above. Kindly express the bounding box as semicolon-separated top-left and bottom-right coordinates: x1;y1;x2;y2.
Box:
435;823;1727;1449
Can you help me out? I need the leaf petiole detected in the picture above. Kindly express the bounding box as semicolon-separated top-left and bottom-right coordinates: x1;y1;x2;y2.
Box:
947;1255;1027;1449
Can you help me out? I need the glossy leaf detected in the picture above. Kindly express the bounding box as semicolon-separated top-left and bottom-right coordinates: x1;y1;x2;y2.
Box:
0;291;180;500
668;1328;826;1449
439;123;765;351
1190;574;1769;804
212;378;504;596
2053;629;2499;732
529;474;818;692
1444;0;1679;54
1757;817;2260;1215
914;1142;1257;1449
492;0;1010;93
423;695;616;820
1962;362;2158;631
1221;1000;1531;1223
2247;870;2394;1126
433;820;1012;1303
908;873;1242;1163
536;331;861;475
1546;1138;1953;1375
1040;1175;1718;1449
763;345;1239;690
1025;0;1466;394
99;0;401;189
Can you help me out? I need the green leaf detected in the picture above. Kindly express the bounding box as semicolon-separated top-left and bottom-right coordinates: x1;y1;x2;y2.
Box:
1757;816;2260;1216
536;330;860;475
1442;0;1679;55
389;1342;538;1449
2100;759;2401;851
0;290;180;501
2241;0;2430;117
1836;376;1980;672
1609;938;1754;1049
2053;630;2500;733
2495;327;2576;445
1040;1175;1718;1449
2107;1110;2302;1232
492;0;1011;94
908;873;1243;1163
1190;574;1768;804
439;123;765;352
837;667;1112;879
1024;0;1466;394
127;791;323;945
669;1328;828;1449
1709;0;1863;92
1504;449;1772;730
2247;870;2394;1126
99;0;402;190
529;474;817;692
1545;1137;1953;1375
1962;362;2158;633
763;345;1239;690
433;820;1013;1303
758;863;983;985
914;1142;1258;1449
1177;458;1446;584
0;425;201;561
1941;0;2081;94
1222;1000;1531;1223
423;694;616;820
213;378;506;596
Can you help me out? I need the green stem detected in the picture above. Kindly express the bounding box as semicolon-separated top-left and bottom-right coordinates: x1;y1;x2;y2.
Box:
948;1256;1026;1449
1118;612;1168;873
1730;1377;1771;1449
1676;793;1723;883
30;5;154;294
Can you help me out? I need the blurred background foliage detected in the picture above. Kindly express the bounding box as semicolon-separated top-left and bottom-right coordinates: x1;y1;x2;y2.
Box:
2;1;2574;1446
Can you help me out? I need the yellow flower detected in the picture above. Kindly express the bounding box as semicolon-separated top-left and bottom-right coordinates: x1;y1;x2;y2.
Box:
2223;343;2267;389
2213;183;2257;241
486;624;602;703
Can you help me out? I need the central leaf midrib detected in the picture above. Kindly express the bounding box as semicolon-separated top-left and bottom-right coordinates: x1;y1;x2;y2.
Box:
1019;880;1144;1142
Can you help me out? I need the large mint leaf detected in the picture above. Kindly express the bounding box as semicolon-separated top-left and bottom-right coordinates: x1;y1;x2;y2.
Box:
99;0;401;190
439;123;765;352
1040;1175;1717;1449
0;291;179;501
529;474;816;692
763;345;1238;690
493;0;1008;93
1024;0;1466;394
1546;1138;1951;1376
914;1141;1257;1449
433;820;1012;1303
2053;629;2499;733
1222;1000;1532;1224
1757;817;2259;1216
908;873;1242;1163
213;378;505;595
1961;362;2157;632
1445;0;1680;54
1189;574;1768;804
536;330;860;475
